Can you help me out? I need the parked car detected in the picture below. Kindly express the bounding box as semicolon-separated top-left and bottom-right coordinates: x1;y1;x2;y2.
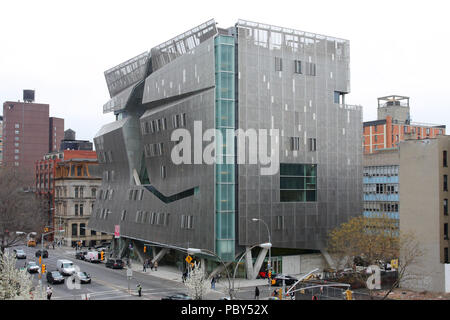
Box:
84;251;100;263
47;271;65;284
72;271;91;284
161;293;192;300
35;249;49;258
105;259;125;269
26;261;40;273
271;274;298;286
56;259;76;276
75;251;87;260
14;249;26;259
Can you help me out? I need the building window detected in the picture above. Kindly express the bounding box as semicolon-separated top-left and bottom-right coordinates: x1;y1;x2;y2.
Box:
91;188;97;198
444;199;448;216
294;60;302;74
445;223;449;240
72;224;78;236
280;163;317;202
444;151;448;167
305;62;316;76
290;137;300;151
161;165;166;179
444;175;448;192
445;248;449;264
275;57;282;71
276;216;285;230
79;204;84;216
75;204;79;216
121;210;127;221
308;138;317;152
91;230;96;236
80;223;85;236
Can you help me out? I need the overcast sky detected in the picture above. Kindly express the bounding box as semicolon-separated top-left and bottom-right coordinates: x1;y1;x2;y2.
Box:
1;0;449;141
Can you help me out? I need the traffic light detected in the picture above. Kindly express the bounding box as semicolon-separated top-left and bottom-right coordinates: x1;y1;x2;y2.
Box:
41;264;46;274
345;289;353;300
268;270;272;279
44;227;48;232
100;251;104;261
143;246;147;253
39;256;42;265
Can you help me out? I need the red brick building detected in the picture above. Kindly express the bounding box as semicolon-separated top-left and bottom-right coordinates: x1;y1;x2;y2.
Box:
2;92;64;186
363;95;445;154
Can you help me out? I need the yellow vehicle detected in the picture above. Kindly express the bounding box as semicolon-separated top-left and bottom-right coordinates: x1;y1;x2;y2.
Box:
27;240;36;247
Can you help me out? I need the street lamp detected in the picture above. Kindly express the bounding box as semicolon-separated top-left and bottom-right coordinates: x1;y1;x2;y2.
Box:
187;247;233;299
231;242;272;299
251;218;272;278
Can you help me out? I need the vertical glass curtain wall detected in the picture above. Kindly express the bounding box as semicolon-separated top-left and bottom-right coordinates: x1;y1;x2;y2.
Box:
214;35;236;261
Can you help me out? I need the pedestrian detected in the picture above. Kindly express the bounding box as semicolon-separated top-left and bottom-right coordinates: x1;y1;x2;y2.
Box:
149;260;154;271
52;242;55;250
182;270;187;283
154;261;158;271
46;286;52;300
143;261;147;272
272;289;278;297
211;276;216;289
255;286;260;300
137;283;142;297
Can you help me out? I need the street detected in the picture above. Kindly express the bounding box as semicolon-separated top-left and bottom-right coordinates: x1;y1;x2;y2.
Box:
13;244;191;300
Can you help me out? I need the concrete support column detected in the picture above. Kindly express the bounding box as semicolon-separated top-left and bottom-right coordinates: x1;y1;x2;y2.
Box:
251;248;268;280
208;261;232;279
320;249;335;269
244;246;254;280
132;240;145;264
151;247;169;264
118;238;130;259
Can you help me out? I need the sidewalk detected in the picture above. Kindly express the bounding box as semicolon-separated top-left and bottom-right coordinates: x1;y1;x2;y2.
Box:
129;260;273;299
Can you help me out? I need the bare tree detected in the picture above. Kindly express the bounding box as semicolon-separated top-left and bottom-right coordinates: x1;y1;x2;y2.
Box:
0;167;47;253
327;215;423;297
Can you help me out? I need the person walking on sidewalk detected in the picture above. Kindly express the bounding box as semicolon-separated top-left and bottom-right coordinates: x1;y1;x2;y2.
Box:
211;276;216;289
137;283;142;297
255;286;260;300
143;261;147;272
149;260;154;271
46;286;53;300
154;261;158;271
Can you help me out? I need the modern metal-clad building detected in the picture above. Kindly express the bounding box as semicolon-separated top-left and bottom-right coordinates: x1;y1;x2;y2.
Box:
88;19;362;272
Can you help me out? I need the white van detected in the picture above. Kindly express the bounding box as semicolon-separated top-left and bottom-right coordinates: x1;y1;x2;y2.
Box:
57;259;76;276
84;251;100;263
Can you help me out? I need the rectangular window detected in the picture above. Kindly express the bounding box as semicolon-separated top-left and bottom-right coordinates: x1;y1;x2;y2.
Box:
445;223;449;240
308;138;317;152
294;60;302;74
444;199;448;216
75;204;79;216
444;151;448;167
79;204;84;216
80;223;85;236
445;248;449;264
121;210;127;221
290;137;300;151
276;216;284;230
161;165;166;179
444;175;448;192
280;163;317;202
275;57;282;71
